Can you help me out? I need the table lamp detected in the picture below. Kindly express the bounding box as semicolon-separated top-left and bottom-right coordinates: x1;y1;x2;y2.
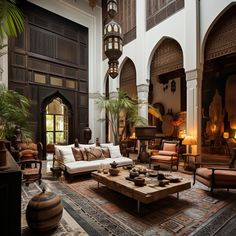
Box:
182;135;197;154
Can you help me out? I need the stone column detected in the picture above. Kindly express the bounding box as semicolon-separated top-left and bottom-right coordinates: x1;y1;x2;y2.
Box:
137;84;149;123
185;69;202;154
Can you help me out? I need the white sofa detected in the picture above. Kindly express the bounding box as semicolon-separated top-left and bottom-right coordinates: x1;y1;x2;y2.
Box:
53;143;133;178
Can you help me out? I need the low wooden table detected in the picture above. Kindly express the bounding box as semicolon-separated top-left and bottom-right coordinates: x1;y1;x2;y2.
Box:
92;169;191;214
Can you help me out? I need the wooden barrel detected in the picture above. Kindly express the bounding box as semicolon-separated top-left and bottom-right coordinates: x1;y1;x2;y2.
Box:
26;188;63;232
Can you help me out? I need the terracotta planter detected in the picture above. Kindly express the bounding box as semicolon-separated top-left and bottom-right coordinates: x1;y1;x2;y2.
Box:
26;188;63;232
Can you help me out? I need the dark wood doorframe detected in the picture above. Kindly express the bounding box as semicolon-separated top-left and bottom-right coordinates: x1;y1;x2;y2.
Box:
41;91;73;158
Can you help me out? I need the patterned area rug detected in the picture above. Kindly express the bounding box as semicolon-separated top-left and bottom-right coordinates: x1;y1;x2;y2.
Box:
21;172;236;236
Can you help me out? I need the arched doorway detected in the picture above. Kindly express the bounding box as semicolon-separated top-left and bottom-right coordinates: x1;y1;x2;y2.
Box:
45;98;69;145
149;38;186;139
202;5;236;157
41;92;73;158
119;58;137;139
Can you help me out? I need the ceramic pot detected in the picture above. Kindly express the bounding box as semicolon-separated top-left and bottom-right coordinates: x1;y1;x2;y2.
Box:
109;168;119;176
26;188;63;232
129;169;139;179
134;177;145;186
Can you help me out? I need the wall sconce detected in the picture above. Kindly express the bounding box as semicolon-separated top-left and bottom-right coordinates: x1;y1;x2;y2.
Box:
171;80;176;93
163;84;168;92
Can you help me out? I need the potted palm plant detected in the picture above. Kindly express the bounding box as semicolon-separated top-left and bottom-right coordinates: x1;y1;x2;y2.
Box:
0;84;31;140
96;89;148;145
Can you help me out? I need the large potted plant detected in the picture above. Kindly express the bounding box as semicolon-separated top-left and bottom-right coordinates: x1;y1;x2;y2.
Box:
0;84;31;140
96;90;148;145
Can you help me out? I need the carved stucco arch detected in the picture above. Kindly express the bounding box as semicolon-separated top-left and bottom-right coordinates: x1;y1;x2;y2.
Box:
203;3;236;62
119;57;137;99
147;37;184;83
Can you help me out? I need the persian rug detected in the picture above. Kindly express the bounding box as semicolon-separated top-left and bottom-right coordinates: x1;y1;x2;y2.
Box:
21;172;236;236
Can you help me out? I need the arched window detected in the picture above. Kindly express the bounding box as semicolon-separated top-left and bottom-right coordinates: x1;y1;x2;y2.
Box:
45;98;69;145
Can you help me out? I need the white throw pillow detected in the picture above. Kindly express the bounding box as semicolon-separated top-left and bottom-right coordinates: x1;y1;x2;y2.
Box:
79;143;96;148
108;145;122;158
100;143;114;148
55;144;75;163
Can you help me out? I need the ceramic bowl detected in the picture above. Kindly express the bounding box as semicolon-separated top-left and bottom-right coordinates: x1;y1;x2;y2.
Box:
134;177;145;186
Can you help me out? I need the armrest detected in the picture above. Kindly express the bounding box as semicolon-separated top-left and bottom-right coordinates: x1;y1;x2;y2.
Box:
197;162;230;167
18;159;42;164
208;167;236;171
53;155;66;167
18;159;42;171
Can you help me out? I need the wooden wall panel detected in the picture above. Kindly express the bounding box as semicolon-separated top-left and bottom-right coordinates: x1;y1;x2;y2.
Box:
8;2;88;154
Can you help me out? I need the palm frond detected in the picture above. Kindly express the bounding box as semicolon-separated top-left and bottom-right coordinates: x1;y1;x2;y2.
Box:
0;0;24;41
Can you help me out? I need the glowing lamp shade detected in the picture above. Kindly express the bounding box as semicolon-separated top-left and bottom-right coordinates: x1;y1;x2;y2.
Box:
223;132;229;139
182;135;197;154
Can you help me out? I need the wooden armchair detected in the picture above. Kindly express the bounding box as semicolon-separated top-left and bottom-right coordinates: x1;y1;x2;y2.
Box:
18;142;43;186
149;140;180;171
193;163;236;192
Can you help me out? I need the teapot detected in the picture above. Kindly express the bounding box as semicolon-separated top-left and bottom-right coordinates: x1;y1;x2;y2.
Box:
129;169;139;179
110;161;118;169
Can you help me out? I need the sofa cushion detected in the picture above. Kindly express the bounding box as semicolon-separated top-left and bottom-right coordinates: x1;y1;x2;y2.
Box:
85;147;105;161
71;147;84;161
55;144;75;164
101;147;110;158
196;168;236;185
158;150;177;156
151;155;178;162
65;157;133;174
108;145;122;158
20;149;38;159
100;143;114;148
163;143;177;152
79;143;96;148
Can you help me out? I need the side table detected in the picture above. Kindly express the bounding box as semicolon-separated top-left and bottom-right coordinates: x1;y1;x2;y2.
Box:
182;153;200;171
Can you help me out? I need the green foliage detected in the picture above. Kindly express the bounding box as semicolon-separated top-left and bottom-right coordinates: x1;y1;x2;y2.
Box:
0;84;31;139
96;90;147;145
0;0;24;48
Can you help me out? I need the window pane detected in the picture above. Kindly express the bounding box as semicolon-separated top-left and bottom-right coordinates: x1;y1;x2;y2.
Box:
56;132;66;144
46;132;54;144
46;115;54;131
55;115;64;131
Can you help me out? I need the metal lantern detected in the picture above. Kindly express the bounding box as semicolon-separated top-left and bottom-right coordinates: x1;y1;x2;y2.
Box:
104;0;123;79
107;0;117;18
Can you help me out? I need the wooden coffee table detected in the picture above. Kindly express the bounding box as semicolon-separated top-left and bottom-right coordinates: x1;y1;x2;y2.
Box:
91;169;191;214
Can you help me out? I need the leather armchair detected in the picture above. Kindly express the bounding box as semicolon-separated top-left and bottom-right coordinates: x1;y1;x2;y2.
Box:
149;140;180;171
193;164;236;192
18;141;43;186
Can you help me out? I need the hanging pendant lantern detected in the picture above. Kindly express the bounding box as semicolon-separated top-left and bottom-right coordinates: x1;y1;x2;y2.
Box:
104;0;123;79
107;0;117;18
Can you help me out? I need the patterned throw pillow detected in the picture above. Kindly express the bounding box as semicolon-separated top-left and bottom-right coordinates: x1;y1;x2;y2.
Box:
85;147;105;161
101;147;110;158
71;147;84;161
